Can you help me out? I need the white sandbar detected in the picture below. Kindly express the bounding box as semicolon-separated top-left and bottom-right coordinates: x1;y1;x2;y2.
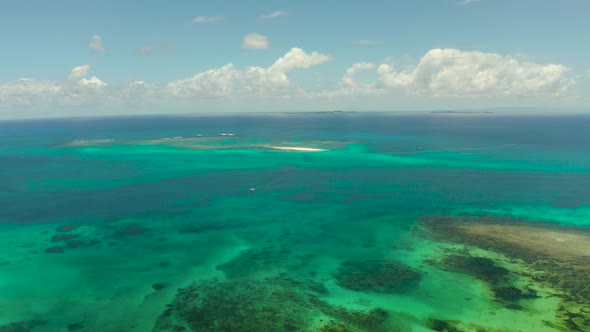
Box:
270;146;327;152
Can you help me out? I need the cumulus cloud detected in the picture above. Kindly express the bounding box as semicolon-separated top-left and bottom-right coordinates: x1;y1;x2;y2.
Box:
167;48;331;98
0;79;63;108
269;48;332;72
168;64;238;98
0;48;576;113
68;65;90;82
374;48;574;97
260;11;286;19
119;81;161;101
69;65;107;88
242;33;270;49
0;65;108;109
192;16;223;23
342;62;376;88
89;34;106;53
78;76;108;88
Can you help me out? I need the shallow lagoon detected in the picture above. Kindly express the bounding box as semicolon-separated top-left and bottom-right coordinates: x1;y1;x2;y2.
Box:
0;113;589;331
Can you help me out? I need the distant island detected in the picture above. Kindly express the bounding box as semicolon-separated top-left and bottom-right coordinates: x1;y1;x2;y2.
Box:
430;110;494;114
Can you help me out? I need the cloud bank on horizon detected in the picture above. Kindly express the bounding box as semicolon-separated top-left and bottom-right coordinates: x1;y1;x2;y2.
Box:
0;47;575;110
0;0;588;117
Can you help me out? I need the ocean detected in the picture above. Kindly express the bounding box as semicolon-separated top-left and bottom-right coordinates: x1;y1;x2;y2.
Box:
0;112;589;331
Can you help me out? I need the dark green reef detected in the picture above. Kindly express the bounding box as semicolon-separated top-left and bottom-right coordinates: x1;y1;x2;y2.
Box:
419;214;590;331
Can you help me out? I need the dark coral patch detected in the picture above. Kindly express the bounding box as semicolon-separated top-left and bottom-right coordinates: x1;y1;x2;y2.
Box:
178;226;199;233
153;278;399;332
318;320;356;332
45;246;65;253
67;241;85;248
216;248;282;278
51;234;78;242
66;322;85;331
179;224;224;234
152;282;166;291
334;260;422;293
56;225;78;232
493;286;538;303
0;320;47;332
442;256;509;284
425;318;464;332
420;214;590;330
115;225;146;236
154;280;311;331
438;255;538;310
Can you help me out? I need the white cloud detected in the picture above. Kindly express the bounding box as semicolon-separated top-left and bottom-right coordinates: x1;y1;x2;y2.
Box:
374;48;574;97
78;76;108;88
167;64;238;98
353;40;382;45
0;79;63;107
242;33;270;49
68;65;90;82
68;65;107;88
268;47;332;72
89;34;106;53
242;48;331;93
342;62;376;88
0;65;109;109
192;16;223;23
120;81;161;101
168;48;331;98
260;11;286;19
0;48;577;114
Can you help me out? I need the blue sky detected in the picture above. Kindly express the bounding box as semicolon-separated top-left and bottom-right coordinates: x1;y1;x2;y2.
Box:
1;0;589;118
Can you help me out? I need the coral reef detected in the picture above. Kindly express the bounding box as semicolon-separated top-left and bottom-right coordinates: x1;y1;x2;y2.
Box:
115;225;146;236
425;318;464;332
152;282;166;291
66;241;85;248
420;214;590;331
56;225;78;232
153;277;403;332
216;247;295;279
66;322;85;331
45;246;65;253
178;224;224;234
442;256;509;284
439;255;538;310
45;224;101;253
0;320;46;332
333;260;422;293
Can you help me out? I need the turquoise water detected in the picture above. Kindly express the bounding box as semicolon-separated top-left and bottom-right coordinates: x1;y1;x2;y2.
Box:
0;113;589;331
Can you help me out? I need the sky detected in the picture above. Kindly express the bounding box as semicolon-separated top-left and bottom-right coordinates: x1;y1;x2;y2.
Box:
1;0;589;119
